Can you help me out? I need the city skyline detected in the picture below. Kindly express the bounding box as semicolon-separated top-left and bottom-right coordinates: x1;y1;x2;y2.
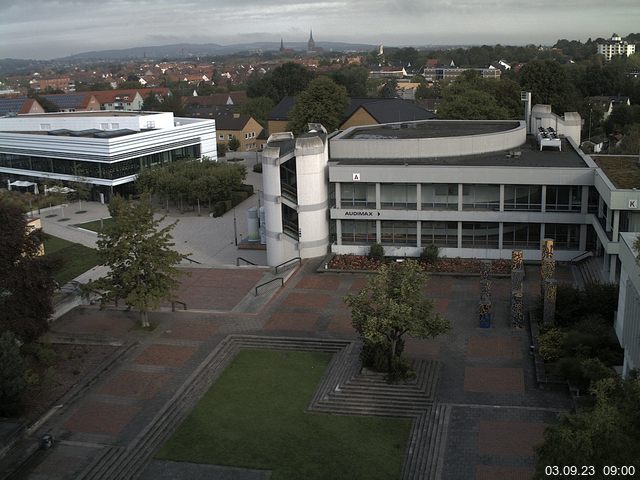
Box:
1;0;639;60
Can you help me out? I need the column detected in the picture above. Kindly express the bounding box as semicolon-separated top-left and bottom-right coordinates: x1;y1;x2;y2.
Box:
458;184;463;211
541;185;547;213
581;185;589;214
417;220;422;248
579;224;587;251
457;221;463;249
335;182;341;209
416;184;422;211
612;210;620;240
336;219;342;245
499;184;505;212
498;223;504;251
376;219;381;244
375;183;381;210
609;255;617;283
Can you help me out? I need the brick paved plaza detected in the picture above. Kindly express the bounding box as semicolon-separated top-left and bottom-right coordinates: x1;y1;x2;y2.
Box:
14;260;573;480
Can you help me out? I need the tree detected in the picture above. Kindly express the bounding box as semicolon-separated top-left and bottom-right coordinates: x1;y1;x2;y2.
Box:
518;60;580;113
534;374;640;477
247;62;315;104
438;86;509;120
227;136;241;152
344;260;450;379
379;79;398;98
0;331;27;416
85;195;187;327
287;76;349;134
239;96;275;128
331;65;369;97
0;200;56;342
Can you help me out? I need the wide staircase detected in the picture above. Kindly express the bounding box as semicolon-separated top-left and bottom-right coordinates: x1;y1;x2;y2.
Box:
573;255;607;288
77;336;448;480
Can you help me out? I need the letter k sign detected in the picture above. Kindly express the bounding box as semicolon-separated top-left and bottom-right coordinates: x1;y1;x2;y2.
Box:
630;199;638;209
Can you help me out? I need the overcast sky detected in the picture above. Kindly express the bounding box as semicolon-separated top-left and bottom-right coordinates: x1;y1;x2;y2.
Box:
1;0;639;60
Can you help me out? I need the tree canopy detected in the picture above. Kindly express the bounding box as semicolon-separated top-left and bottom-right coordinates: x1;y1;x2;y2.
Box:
330;65;369;97
287;76;349;134
534;374;640;476
239;96;275;128
0;200;56;342
247;62;315;104
84;195;187;327
345;260;450;378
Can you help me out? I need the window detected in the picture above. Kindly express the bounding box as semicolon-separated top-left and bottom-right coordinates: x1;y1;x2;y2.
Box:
341;220;376;245
462;184;499;211
546;186;581;212
502;223;541;249
504;185;542;211
228;134;233;140
421;184;458;210
381;221;417;246
421;221;458;247
40;123;51;130
341;183;376;209
544;224;579;250
282;204;298;239
461;222;499;248
279;158;297;201
380;184;417;210
111;123;119;130
100;123;109;130
219;134;224;140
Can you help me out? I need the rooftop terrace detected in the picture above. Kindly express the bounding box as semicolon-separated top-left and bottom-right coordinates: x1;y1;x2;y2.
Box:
343;120;521;140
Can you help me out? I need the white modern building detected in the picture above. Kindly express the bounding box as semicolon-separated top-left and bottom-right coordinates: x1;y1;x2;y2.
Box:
0;111;216;200
615;233;640;376
597;34;636;62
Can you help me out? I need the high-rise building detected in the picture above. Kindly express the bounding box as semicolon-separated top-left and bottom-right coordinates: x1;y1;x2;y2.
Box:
597;33;636;62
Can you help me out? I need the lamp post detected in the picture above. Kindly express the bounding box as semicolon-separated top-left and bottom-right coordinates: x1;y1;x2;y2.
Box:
588;108;592;142
233;207;238;246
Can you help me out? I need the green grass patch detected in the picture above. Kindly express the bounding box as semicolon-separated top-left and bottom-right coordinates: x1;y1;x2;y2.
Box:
74;218;113;233
157;349;411;480
44;235;101;285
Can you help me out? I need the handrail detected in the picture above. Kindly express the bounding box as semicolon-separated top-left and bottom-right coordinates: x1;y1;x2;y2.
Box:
171;300;187;312
570;251;593;264
274;256;301;274
236;257;257;266
255;277;284;296
185;256;202;265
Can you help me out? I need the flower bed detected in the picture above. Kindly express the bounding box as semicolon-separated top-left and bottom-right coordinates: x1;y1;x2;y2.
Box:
327;255;511;274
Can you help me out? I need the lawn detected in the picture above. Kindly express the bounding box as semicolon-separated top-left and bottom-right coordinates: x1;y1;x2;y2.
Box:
157;349;411;480
44;235;101;285
74;217;113;233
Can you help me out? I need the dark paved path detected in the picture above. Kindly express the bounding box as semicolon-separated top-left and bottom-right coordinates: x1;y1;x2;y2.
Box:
11;262;573;480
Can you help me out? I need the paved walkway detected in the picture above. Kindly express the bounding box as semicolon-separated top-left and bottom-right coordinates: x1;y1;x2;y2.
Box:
1;259;574;480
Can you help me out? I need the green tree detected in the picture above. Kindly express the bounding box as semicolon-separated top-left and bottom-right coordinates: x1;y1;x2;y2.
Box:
438;86;509;120
85;195;187;327
331;65;369;97
379;79;398;98
239;96;275;128
0;200;56;342
287;76;349;134
227;136;241;152
519;59;580;113
344;260;450;377
0;331;27;416
247;62;315;103
534;374;640;477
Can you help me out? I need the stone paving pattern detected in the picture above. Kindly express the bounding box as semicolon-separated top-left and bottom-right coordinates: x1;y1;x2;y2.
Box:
15;260;575;479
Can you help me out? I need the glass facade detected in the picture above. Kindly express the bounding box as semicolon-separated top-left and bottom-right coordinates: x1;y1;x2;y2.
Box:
504;185;542;211
381;184;417;210
341;220;376;245
0;144;200;181
546;186;581;212
381;221;417;245
279;158;297;202
462;184;500;211
282;204;298;239
545;223;580;249
341;183;376;209
461;222;500;248
421;184;458;210
421;221;458;247
502;223;541;249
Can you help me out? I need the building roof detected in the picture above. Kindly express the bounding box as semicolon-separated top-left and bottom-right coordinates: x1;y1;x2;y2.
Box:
41;93;95;110
87;88;171;105
343;120;519;140
332;136;588;169
0;97;38;116
181;92;248;107
215;112;253;130
592;155;640;189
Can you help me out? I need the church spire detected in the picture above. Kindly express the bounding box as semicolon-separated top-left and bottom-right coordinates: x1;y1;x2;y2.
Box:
307;29;316;52
280;37;284;52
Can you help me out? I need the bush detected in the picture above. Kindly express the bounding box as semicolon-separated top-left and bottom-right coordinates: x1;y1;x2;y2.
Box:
235;184;254;194
580;357;615;386
420;244;440;263
538;328;565;361
217;142;228;157
253;163;263;173
212;200;232;217
231;191;249;207
368;243;385;261
0;331;27;416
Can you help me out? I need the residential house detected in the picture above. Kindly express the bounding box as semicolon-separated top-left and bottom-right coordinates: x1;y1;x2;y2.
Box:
40;93;101;112
215;112;263;152
0;97;45;116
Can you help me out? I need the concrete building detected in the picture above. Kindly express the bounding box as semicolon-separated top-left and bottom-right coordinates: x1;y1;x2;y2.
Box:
422;67;501;82
615;233;640;376
0;111;216;200
597;34;636;62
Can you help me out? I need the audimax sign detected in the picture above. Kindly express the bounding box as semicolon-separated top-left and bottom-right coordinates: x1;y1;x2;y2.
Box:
344;211;381;217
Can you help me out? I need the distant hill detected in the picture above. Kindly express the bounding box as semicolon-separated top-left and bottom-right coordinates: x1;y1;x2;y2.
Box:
58;41;379;61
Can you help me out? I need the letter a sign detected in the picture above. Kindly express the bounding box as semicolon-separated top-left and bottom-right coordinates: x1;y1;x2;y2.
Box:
352;173;361;181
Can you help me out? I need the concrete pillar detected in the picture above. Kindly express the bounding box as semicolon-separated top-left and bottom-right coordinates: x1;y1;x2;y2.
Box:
499;184;505;212
375;183;381;210
336;219;342;245
457;221;463;249
458;184;463;211
541;185;547;213
579;224;587;251
613;210;620;240
498;222;504;251
376;219;381;244
335;182;341;209
609;255;617;283
606;205;612;232
581;185;589;214
417;220;422;248
416;184;422;211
